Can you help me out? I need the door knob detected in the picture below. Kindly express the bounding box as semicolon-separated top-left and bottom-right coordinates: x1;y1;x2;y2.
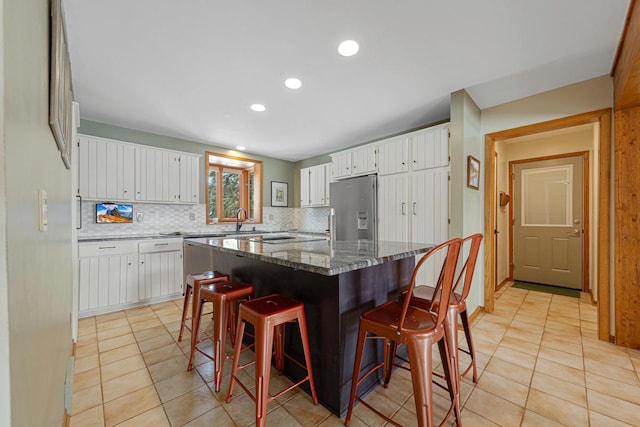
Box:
567;229;580;237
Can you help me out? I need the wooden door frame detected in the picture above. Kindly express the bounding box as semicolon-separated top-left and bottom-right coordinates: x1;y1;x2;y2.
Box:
508;151;590;292
484;109;611;341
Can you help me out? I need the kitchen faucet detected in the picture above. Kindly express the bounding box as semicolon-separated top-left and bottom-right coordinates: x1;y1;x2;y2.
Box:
236;208;247;232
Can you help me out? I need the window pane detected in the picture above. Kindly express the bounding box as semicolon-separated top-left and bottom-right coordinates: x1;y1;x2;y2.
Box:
522;166;572;226
205;152;262;224
222;170;241;218
248;171;255;220
208;169;217;219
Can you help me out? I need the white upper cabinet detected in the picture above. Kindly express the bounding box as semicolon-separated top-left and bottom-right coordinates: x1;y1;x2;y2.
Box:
300;167;311;207
330;144;377;180
410;124;449;171
78;136;135;201
135;148;200;204
300;163;329;207
378;136;409;176
78;134;199;204
351;145;377;176
377;124;449;176
331;151;352;179
135;146;174;202
180;154;200;204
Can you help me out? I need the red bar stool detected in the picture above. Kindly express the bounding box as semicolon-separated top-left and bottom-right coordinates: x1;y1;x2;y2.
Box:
226;294;318;427
178;271;230;343
345;238;462;427
392;233;483;413
188;280;254;391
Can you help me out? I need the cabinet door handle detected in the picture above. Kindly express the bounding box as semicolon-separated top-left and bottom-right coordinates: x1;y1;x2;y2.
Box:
401;203;406;215
99;246;116;250
154;243;169;246
76;195;82;230
413;202;417;215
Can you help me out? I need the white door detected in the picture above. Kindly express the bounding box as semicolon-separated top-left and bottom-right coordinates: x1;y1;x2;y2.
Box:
513;155;584;289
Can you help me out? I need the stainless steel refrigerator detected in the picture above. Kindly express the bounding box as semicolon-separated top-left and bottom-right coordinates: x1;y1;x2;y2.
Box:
330;174;377;241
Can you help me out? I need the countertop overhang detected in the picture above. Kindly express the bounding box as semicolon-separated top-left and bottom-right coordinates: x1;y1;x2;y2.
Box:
184;237;433;276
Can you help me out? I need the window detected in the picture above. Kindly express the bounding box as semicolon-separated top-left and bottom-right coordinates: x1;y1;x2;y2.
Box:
206;152;262;224
521;165;572;226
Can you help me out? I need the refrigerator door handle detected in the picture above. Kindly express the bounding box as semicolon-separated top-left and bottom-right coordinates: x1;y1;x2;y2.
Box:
402;202;406;215
413;202;416;215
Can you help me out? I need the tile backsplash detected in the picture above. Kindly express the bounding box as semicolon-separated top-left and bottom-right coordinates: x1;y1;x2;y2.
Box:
78;202;330;238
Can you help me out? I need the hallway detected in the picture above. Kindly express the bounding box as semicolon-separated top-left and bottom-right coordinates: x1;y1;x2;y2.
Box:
70;285;640;426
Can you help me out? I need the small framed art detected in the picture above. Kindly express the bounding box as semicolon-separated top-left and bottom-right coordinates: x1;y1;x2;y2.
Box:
271;181;288;207
467;155;480;190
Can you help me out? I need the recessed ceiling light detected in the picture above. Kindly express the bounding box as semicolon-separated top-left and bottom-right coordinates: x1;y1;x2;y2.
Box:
236;146;246;151
338;40;359;57
250;104;266;112
285;78;302;89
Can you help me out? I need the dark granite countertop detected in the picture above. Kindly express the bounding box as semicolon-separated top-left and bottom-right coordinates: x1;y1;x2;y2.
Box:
77;230;329;243
184;237;433;276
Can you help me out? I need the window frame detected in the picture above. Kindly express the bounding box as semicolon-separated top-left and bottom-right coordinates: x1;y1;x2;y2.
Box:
205;151;263;224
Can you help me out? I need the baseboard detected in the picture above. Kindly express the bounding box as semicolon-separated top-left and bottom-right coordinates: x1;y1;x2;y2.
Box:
496;278;511;291
458;306;484;329
63;356;74;427
62;409;70;427
588;290;597;305
78;292;182;318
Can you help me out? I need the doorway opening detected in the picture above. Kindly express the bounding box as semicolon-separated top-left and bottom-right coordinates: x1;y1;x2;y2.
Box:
510;152;589;292
484;109;611;341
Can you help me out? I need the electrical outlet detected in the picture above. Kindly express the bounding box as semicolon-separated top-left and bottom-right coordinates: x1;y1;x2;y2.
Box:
136;212;144;222
268;213;274;220
189;212;196;221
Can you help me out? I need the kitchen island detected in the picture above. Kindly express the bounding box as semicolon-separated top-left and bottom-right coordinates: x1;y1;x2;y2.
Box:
184;236;433;416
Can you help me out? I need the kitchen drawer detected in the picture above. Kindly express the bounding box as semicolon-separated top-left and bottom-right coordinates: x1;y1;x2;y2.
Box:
79;241;137;257
139;239;183;254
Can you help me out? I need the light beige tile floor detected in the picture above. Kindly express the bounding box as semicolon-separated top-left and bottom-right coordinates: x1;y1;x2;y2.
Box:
70;285;640;426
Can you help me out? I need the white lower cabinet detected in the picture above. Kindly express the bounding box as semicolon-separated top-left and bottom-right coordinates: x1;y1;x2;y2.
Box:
78;238;183;316
78;241;139;313
378;174;410;243
138;240;184;300
378;166;449;285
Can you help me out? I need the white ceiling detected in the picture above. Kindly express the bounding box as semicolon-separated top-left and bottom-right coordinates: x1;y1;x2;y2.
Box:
64;0;629;162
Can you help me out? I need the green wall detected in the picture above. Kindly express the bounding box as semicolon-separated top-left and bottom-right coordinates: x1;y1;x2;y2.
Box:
79;120;296;208
3;0;74;424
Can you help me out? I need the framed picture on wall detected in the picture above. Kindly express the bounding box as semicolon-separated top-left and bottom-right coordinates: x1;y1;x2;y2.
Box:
271;181;288;207
467;155;480;190
49;0;73;169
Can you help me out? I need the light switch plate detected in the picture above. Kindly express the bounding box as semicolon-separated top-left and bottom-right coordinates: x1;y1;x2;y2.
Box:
39;189;48;231
189;212;196;221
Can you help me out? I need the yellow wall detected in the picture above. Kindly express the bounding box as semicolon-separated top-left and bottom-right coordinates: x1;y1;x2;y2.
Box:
3;0;74;424
481;76;612;135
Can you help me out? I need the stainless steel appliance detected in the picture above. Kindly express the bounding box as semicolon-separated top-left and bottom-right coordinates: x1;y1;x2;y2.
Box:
330;174;377;241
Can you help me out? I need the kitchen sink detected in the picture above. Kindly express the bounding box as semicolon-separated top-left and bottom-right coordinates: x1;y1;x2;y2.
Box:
247;235;326;244
260;236;296;241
